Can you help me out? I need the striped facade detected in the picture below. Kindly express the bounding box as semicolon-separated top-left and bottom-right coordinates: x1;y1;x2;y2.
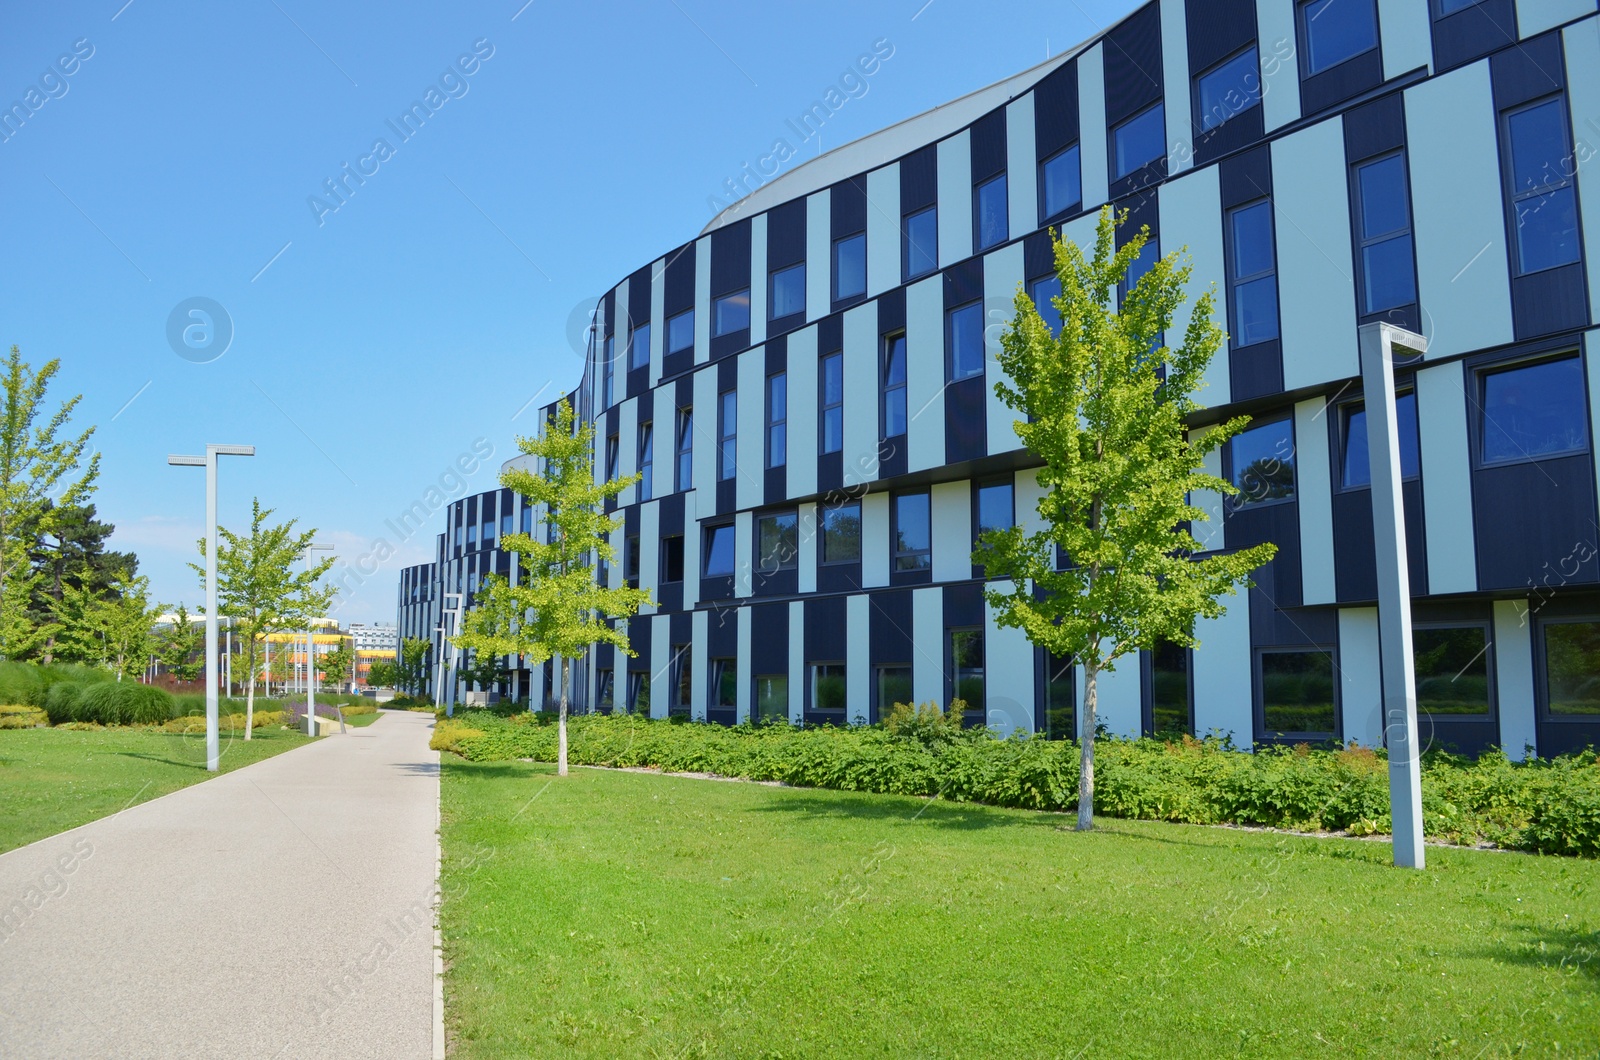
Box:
406;0;1600;757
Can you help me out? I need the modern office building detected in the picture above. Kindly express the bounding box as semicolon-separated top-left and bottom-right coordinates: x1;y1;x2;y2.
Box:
404;0;1600;758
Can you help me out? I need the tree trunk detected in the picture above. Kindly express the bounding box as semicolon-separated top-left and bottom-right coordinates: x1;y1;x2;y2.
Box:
558;656;570;777
1077;660;1099;831
243;641;257;740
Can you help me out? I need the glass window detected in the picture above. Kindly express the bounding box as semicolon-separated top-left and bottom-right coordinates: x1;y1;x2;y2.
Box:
1543;621;1600;716
950;629;985;715
1230;417;1296;507
1112;103;1165;180
812;663;847;711
671;645;691;715
1197;46;1261;131
713;290;750;336
1355;153;1417;314
625;533;639;580
712;658;738;708
597;669;614;711
821;502;862;564
833;233;866;301
1504;98;1581;275
820;351;844;454
1151;641;1192;734
703;524;735;577
1039;145;1081;221
975;174;1009;250
1042;652;1074;739
754;674;788;723
1260;649;1336;736
661;535;684;583
628;671;650;715
676;406;693;491
976;480;1013;535
637;421;653;501
1414;626;1491;717
718;389;737;481
893;491;931;571
466;523;477;548
770;263;806;319
1480;356;1588;464
1341;393;1419;487
877;665;912;714
883;332;908;438
767;372;787;469
500;511;512;538
667;309;694;354
947;302;985;382
1301;0;1379;74
904;207;938;280
1228;200;1279;347
629;321;651;370
520;505;531;534
1437;0;1478;11
605;433;619;482
602;335;615;407
756;511;799;574
1030;274;1063;336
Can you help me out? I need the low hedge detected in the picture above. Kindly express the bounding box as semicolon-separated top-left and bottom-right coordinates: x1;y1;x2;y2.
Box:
161;710;288;733
431;712;1600;858
43;680;175;726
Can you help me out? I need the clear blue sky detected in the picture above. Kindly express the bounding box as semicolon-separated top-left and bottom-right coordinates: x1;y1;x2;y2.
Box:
0;0;1134;624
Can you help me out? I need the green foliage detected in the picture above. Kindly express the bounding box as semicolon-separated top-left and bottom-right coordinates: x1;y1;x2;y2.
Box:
157;603;205;683
321;637;354;691
44;679;175;726
52;570;162;678
982;207;1276;827
433;713;1600;857
882;699;968;750
0;346;100;660
398;637;431;694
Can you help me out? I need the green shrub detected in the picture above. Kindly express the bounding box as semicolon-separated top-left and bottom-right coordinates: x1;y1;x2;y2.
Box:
429;712;1600;858
70;681;175;726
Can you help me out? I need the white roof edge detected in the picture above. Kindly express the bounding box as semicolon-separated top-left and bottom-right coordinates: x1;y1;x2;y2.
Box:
700;39;1091;234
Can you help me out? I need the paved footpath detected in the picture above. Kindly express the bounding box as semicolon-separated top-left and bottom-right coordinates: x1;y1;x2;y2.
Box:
0;710;440;1060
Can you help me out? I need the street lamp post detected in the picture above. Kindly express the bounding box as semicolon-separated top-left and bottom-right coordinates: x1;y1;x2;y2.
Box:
301;543;333;736
168;444;255;772
437;592;463;717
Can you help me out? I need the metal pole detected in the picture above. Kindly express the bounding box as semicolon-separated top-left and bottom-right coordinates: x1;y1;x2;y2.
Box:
204;450;219;770
1358;322;1428;869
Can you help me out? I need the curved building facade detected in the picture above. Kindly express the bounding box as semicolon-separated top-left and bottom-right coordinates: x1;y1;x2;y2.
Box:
441;0;1600;756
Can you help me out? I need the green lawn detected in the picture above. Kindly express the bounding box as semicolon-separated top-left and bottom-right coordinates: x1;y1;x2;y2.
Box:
441;760;1600;1059
0;725;313;853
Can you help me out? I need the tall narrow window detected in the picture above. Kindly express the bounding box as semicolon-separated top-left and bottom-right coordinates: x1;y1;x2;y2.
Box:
975;174;1008;250
1502;97;1581;275
713;289;751;336
625;533;640;583
1042;652;1074;739
883;333;908;438
877;665;912;714
1227;200;1279;346
947;302;985;382
766;372;788;469
1029;274;1063;336
1039;145;1081;221
1354;152;1417;314
975;480;1014;536
820;351;844;454
637;421;653;501
661;535;684;583
712;658;738;709
1196;46;1261;131
756;511;799;574
629;321;651;370
675;406;693;491
602;335;615;408
628;671;650;715
812;663;847;712
667;308;694;354
718;389;737;481
604;433;619;483
770;264;806;319
1341;393;1419;487
703;524;735;577
754;674;788;723
833;233;866;301
893;491;931;571
821;502;862;564
1300;0;1378;75
670;644;691;716
1230;417;1296;507
1112;103;1165;180
903;207;938;281
950;629;985;716
1151;641;1192;734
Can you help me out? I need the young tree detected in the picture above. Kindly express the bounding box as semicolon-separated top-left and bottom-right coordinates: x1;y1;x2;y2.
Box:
54;571;161;679
158;602;206;683
366;657;401;689
458;651;509;695
192;499;336;738
30;502;138;664
398;637;431;696
322;637;354;693
980;208;1277;831
0;347;100;660
457;399;650;776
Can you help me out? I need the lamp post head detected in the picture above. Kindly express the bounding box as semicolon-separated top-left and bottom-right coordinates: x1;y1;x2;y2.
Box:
167;454;205;467
208;444;256;458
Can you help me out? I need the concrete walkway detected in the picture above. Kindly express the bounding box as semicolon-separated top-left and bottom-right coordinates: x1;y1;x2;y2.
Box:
0;710;440;1060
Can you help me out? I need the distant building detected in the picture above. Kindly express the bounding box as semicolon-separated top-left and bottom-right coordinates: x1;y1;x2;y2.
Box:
348;622;397;653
